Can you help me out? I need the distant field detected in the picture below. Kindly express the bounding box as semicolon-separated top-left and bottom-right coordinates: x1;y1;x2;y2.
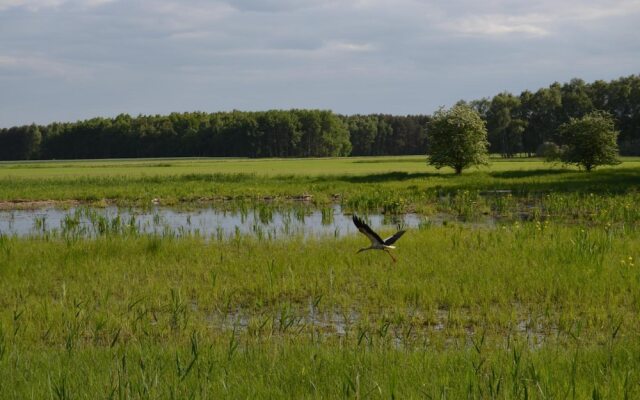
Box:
1;156;639;216
0;156;431;178
1;155;639;179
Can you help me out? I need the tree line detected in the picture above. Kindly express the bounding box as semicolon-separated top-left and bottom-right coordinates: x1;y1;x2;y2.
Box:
464;74;640;157
427;105;620;175
0;110;428;160
1;75;639;161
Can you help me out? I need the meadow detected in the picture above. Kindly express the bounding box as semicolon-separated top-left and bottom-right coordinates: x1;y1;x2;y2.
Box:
1;156;640;398
1;156;640;216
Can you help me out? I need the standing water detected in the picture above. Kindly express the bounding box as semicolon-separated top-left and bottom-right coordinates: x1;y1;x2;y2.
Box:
0;205;432;239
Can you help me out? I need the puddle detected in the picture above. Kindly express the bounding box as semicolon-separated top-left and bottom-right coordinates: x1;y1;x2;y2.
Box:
200;305;559;349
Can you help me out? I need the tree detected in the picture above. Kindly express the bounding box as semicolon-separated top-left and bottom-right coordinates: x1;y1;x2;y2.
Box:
426;105;489;174
317;111;351;156
0;124;42;160
468;98;491;120
346;115;378;156
560;78;593;120
486;92;526;157
520;86;562;155
556;111;620;171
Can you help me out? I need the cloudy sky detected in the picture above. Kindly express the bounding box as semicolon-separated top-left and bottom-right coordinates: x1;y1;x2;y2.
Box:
1;0;639;127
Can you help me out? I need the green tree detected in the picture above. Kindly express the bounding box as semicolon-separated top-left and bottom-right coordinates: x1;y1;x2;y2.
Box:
0;124;42;160
346;115;378;156
520;86;562;155
486;92;526;157
556;111;620;171
427;105;489;174
318;111;351;156
560;78;594;120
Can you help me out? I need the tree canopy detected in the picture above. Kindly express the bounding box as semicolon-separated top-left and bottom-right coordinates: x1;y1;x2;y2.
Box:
1;74;639;160
556;111;620;171
426;105;489;174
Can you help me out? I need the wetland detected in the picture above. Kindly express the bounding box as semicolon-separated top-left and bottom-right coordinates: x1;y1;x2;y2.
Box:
1;156;640;398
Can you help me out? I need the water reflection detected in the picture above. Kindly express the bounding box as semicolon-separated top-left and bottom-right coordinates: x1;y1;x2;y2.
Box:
0;205;441;239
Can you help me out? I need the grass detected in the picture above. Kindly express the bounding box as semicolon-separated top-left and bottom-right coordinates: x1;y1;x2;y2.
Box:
1;222;640;397
1;155;639;178
1;156;640;397
1;157;640;220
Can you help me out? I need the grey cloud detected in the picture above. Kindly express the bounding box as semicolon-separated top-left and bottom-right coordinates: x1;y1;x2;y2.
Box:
1;0;639;126
218;0;339;12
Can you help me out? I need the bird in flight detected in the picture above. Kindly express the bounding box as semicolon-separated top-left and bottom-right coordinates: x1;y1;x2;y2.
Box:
352;215;406;262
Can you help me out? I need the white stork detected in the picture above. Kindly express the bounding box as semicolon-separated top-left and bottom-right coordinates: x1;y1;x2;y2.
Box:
352;215;406;262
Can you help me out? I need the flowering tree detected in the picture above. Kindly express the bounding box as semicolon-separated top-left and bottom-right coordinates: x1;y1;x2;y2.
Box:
427;105;489;174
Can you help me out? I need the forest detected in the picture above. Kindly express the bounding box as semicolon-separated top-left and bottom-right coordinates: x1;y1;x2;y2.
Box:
1;75;638;160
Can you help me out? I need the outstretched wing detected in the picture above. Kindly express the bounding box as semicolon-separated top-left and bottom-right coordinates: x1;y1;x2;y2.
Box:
352;215;384;245
383;230;406;246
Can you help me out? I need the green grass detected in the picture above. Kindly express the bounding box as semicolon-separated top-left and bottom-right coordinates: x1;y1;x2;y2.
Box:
2;156;640;397
1;155;639;179
1;223;639;397
1;157;640;220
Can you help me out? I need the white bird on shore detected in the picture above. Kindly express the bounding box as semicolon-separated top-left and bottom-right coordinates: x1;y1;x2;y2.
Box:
352;215;406;262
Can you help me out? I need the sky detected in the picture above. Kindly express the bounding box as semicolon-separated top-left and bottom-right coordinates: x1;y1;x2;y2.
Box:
1;0;639;127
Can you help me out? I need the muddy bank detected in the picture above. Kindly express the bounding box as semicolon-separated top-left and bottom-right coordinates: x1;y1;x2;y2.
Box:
0;199;81;210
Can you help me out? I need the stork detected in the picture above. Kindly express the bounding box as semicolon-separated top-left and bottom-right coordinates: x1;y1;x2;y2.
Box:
352;215;406;262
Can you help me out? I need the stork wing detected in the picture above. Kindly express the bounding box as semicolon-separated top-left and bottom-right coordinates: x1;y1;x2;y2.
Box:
352;215;384;245
383;230;406;246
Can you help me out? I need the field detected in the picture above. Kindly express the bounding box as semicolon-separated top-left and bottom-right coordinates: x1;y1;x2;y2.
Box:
2;156;640;212
1;156;640;398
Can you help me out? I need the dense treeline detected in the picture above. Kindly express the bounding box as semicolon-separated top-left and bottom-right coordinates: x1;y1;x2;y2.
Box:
1;110;353;160
46;110;355;159
1;75;639;160
343;114;430;156
0;110;428;160
465;74;640;157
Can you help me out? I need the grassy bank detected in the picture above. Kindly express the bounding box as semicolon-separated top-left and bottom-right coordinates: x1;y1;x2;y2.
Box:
1;157;640;222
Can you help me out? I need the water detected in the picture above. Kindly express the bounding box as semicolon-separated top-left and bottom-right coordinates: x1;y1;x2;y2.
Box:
208;305;557;349
0;204;435;239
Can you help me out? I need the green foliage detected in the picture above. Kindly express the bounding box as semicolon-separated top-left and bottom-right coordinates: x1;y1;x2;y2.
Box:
556;111;621;171
2;110;354;160
486;92;527;157
0;124;41;160
346;115;378;155
537;141;561;160
427;104;489;174
1;157;640;217
1;222;640;397
343;114;429;156
1;75;640;160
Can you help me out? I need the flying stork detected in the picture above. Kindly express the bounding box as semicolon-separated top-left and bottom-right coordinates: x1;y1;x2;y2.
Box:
352;215;406;262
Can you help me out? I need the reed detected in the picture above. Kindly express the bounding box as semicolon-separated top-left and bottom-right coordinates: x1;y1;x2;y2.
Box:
1;221;639;398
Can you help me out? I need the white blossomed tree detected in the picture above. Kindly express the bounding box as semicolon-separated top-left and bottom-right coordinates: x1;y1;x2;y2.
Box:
427;104;489;175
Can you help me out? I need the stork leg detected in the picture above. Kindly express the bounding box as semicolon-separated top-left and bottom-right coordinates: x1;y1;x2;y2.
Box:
385;249;397;263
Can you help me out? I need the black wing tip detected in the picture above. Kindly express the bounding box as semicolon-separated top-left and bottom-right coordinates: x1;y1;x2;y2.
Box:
352;214;363;226
384;229;407;245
